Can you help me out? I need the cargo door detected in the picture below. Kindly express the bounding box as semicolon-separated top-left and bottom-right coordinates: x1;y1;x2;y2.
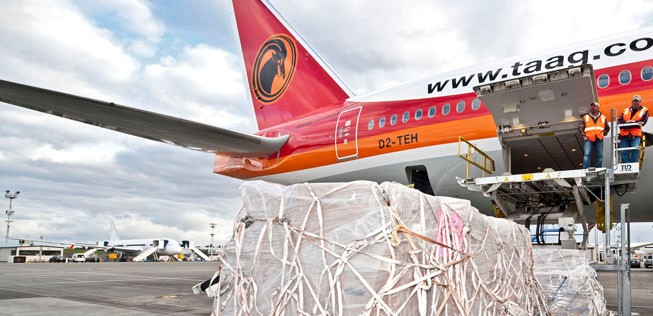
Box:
335;106;361;160
405;165;434;195
474;65;598;174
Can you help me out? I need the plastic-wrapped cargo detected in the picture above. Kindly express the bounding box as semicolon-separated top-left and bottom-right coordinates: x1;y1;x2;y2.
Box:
214;181;549;315
533;249;608;315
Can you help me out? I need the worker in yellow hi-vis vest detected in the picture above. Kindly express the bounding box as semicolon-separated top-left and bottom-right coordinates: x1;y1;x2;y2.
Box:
580;101;610;168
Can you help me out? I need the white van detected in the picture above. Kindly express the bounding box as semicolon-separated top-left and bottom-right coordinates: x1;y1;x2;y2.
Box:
644;254;653;268
71;253;86;263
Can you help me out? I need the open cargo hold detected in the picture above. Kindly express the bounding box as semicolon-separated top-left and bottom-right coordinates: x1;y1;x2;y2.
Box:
213;181;549;315
474;65;597;174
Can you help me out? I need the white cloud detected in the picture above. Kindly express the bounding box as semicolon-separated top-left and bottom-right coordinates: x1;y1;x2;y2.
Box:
28;143;128;165
72;0;165;57
142;44;254;131
108;0;164;42
128;40;158;58
145;45;242;99
511;1;653;53
0;107;143;165
0;1;139;88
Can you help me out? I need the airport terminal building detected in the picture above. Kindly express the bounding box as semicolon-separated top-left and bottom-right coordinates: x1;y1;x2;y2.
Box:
0;245;64;263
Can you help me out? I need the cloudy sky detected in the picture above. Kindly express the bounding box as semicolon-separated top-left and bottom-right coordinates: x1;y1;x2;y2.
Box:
1;0;653;246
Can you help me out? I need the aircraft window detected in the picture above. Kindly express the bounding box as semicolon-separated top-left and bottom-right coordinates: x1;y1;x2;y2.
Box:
415;109;423;120
619;70;631;85
367;119;374;130
428;106;436;118
597;74;609;89
442;103;450;115
379;117;386;128
456;100;466;113
642;66;653;81
472;98;481;110
390;114;398;126
402;111;410;123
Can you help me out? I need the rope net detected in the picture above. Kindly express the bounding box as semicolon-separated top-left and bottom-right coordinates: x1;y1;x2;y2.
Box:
214;181;549;315
533;249;608;315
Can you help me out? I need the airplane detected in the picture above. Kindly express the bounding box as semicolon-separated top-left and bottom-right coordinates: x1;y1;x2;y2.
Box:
630;242;653;257
594;241;653;258
11;219;194;262
0;0;652;229
96;219;186;262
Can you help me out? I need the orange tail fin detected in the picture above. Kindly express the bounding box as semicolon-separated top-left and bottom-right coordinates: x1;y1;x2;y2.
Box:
232;0;352;130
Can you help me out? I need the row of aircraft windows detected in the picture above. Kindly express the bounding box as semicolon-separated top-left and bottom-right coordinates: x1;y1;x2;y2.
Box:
367;98;482;130
597;66;653;89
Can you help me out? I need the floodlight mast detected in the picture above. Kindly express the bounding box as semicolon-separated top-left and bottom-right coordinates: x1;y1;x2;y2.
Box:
209;222;216;259
4;190;20;246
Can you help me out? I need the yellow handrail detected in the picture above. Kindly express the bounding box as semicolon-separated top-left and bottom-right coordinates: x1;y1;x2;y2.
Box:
457;136;495;178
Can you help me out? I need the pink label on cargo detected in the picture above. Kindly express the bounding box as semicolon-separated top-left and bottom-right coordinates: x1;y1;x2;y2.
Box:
435;208;463;257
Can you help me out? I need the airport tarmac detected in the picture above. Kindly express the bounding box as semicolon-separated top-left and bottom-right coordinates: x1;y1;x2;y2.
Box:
0;262;215;315
597;269;653;315
1;261;653;315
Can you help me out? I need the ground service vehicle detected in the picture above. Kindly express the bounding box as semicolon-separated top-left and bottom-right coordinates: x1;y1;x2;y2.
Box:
71;253;86;263
645;255;653;268
48;255;66;263
631;258;641;268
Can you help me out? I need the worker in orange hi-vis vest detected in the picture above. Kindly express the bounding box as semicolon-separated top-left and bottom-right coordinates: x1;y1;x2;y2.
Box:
618;95;649;163
580;101;610;168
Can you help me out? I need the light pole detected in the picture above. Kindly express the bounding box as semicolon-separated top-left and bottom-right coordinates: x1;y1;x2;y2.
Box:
5;190;20;246
209;223;216;259
39;235;43;263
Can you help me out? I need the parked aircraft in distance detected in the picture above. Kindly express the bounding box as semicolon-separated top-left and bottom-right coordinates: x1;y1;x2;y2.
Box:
629;242;653;257
12;219;188;261
93;219;184;261
0;0;651;224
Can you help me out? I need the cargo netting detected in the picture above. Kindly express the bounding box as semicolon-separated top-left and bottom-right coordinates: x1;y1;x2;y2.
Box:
212;181;549;315
533;249;608;315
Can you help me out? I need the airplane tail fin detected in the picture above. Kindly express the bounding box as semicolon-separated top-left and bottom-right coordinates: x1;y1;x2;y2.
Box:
232;0;352;130
109;218;120;243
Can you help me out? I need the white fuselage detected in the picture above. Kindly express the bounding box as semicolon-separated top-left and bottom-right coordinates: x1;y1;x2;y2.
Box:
105;238;183;256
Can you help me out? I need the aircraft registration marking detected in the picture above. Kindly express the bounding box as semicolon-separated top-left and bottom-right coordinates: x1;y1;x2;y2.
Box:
378;133;418;149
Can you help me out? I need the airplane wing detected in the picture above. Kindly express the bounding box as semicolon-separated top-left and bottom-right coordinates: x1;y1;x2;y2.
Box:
10;237;95;248
629;242;653;251
0;79;288;156
10;237;158;254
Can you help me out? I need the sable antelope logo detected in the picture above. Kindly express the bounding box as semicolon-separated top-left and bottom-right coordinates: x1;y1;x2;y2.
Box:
252;35;297;104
